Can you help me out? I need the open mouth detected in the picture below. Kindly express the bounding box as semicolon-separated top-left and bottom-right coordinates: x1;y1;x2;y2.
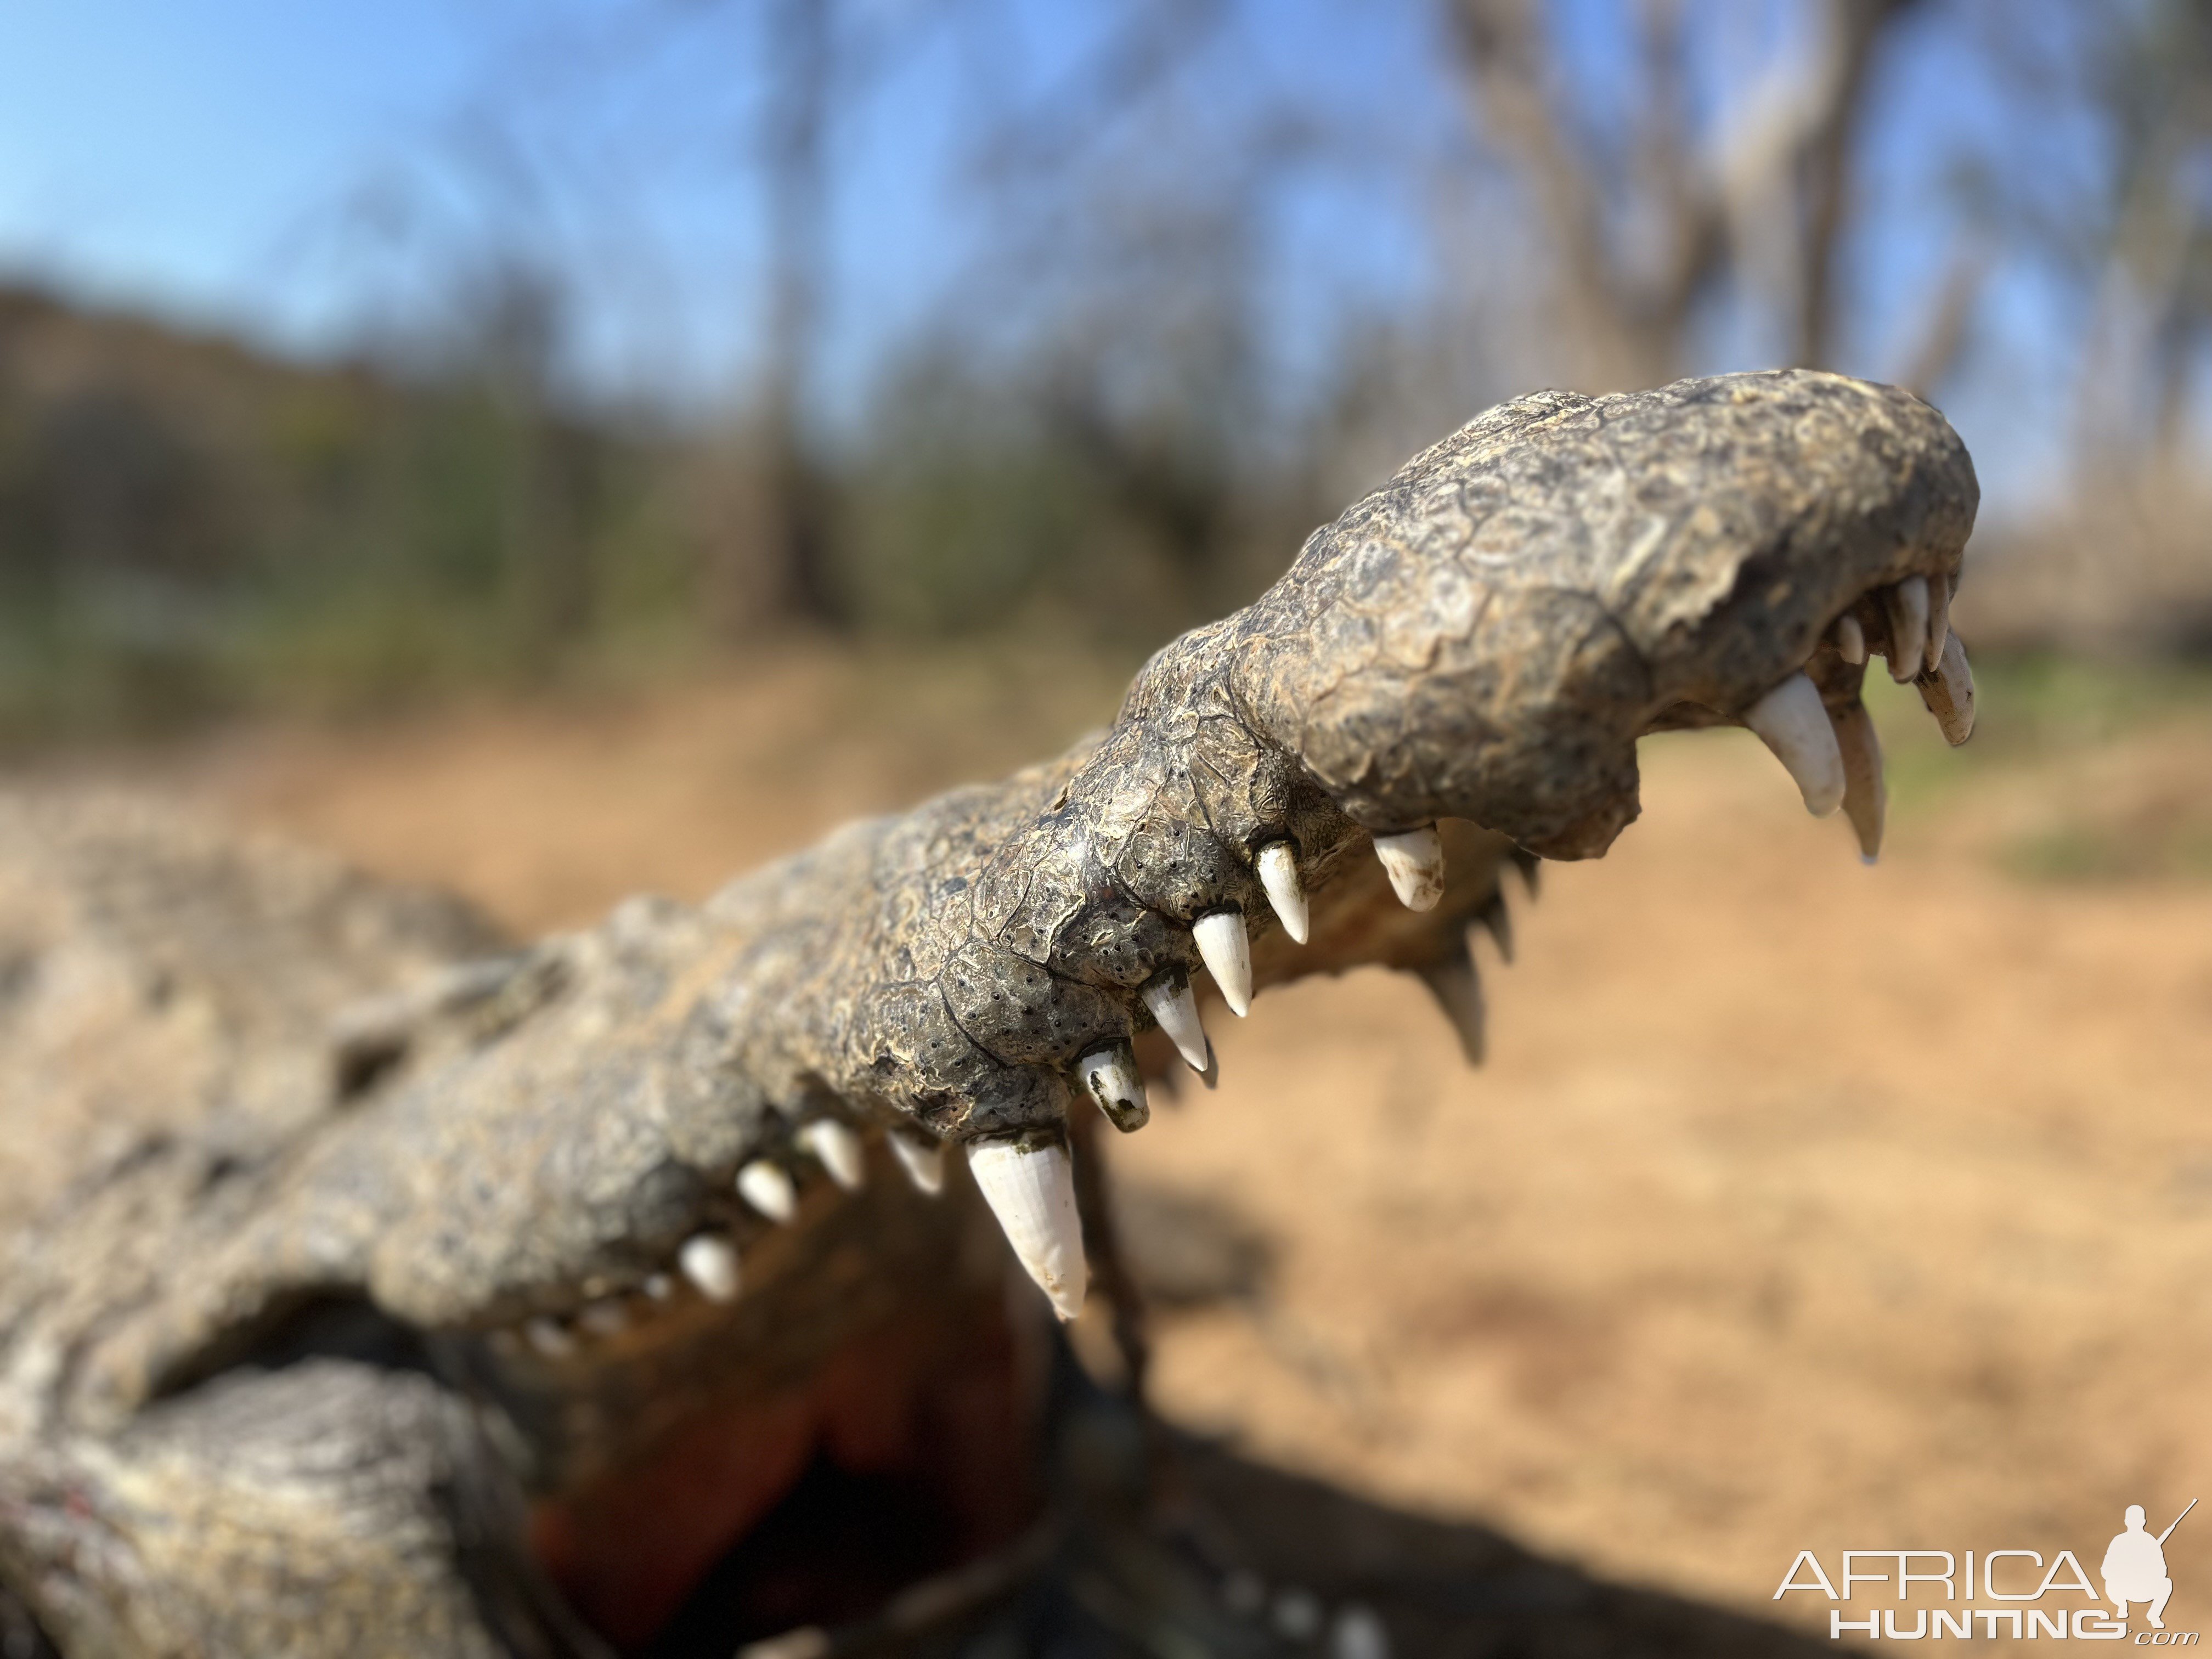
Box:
454;576;1977;1655
470;1139;1049;1654
1;368;1979;1657
517;1254;1040;1651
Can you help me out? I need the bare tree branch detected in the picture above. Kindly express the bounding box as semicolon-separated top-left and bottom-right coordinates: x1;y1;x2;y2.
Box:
1632;0;1728;347
1795;0;1926;366
1895;239;1987;397
1448;0;1664;389
1450;0;1925;385
973;0;1229;187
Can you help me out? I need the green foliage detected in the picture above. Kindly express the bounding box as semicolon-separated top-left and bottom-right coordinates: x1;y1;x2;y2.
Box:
0;286;1303;743
1867;650;2212;780
0;289;712;741
1997;821;2212;884
842;384;1099;636
839;344;1314;648
1861;650;2212;885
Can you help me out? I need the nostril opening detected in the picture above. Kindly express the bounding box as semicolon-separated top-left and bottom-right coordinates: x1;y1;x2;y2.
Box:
333;1033;408;1101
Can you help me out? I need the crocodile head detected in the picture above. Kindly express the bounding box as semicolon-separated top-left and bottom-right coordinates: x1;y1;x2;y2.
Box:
0;369;1977;1656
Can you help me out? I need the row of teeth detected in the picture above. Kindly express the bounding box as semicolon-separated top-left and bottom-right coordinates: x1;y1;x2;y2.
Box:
495;800;1473;1352
496;1118;950;1358
1217;1571;1391;1657
1742;572;1973;861
508;578;1969;1350
973;572;1977;1324
973;817;1517;1324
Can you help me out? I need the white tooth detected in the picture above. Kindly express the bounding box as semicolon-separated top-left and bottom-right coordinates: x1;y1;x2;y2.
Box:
525;1316;573;1358
1476;891;1514;963
579;1299;629;1337
1833;611;1867;665
1255;841;1309;944
644;1272;674;1301
967;1134;1086;1321
1222;1569;1267;1616
736;1160;798;1223
798;1119;865;1191
1141;971;1210;1072
1832;700;1886;863
1742;672;1846;816
1917;628;1975;745
1331;1603;1392;1659
678;1234;740;1302
1883;577;1930;683
888;1128;945;1195
1076;1044;1149;1132
1272;1590;1323;1641
1192;910;1252;1016
1373;826;1446;911
1924;575;1951;674
1417;947;1485;1065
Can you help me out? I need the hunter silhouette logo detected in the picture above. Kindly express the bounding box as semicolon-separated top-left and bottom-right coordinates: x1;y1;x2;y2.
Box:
2107;1502;2193;1631
1775;1500;2199;1641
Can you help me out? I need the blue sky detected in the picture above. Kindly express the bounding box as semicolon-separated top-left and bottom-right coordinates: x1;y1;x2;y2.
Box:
0;0;2119;510
0;2;1466;394
0;0;489;337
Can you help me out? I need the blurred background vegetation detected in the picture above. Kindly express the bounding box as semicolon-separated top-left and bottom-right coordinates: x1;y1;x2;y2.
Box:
2;0;2209;742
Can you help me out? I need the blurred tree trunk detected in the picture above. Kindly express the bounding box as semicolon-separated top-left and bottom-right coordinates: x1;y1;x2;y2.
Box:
749;0;844;631
482;269;592;675
1790;0;1922;368
2043;0;2212;648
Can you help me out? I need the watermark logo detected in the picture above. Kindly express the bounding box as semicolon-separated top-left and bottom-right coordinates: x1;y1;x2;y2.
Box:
2107;1503;2188;1632
1775;1500;2198;1643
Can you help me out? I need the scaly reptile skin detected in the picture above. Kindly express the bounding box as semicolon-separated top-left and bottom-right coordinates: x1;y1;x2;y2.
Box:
0;370;1977;1656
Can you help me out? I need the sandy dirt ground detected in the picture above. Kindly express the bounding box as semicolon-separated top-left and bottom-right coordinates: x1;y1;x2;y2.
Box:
95;647;2212;1646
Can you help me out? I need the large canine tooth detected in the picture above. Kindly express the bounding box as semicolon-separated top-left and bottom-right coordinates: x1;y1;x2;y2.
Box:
888;1127;945;1194
1833;611;1867;665
1417;943;1486;1065
1925;576;1952;674
1918;628;1976;744
1832;700;1886;862
798;1119;866;1191
736;1160;798;1223
679;1234;740;1302
1141;970;1211;1072
1373;826;1446;911
1476;890;1514;963
525;1317;573;1358
1193;910;1252;1015
1882;576;1930;683
968;1133;1086;1321
1255;842;1309;944
1742;672;1846;816
1076;1043;1150;1133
